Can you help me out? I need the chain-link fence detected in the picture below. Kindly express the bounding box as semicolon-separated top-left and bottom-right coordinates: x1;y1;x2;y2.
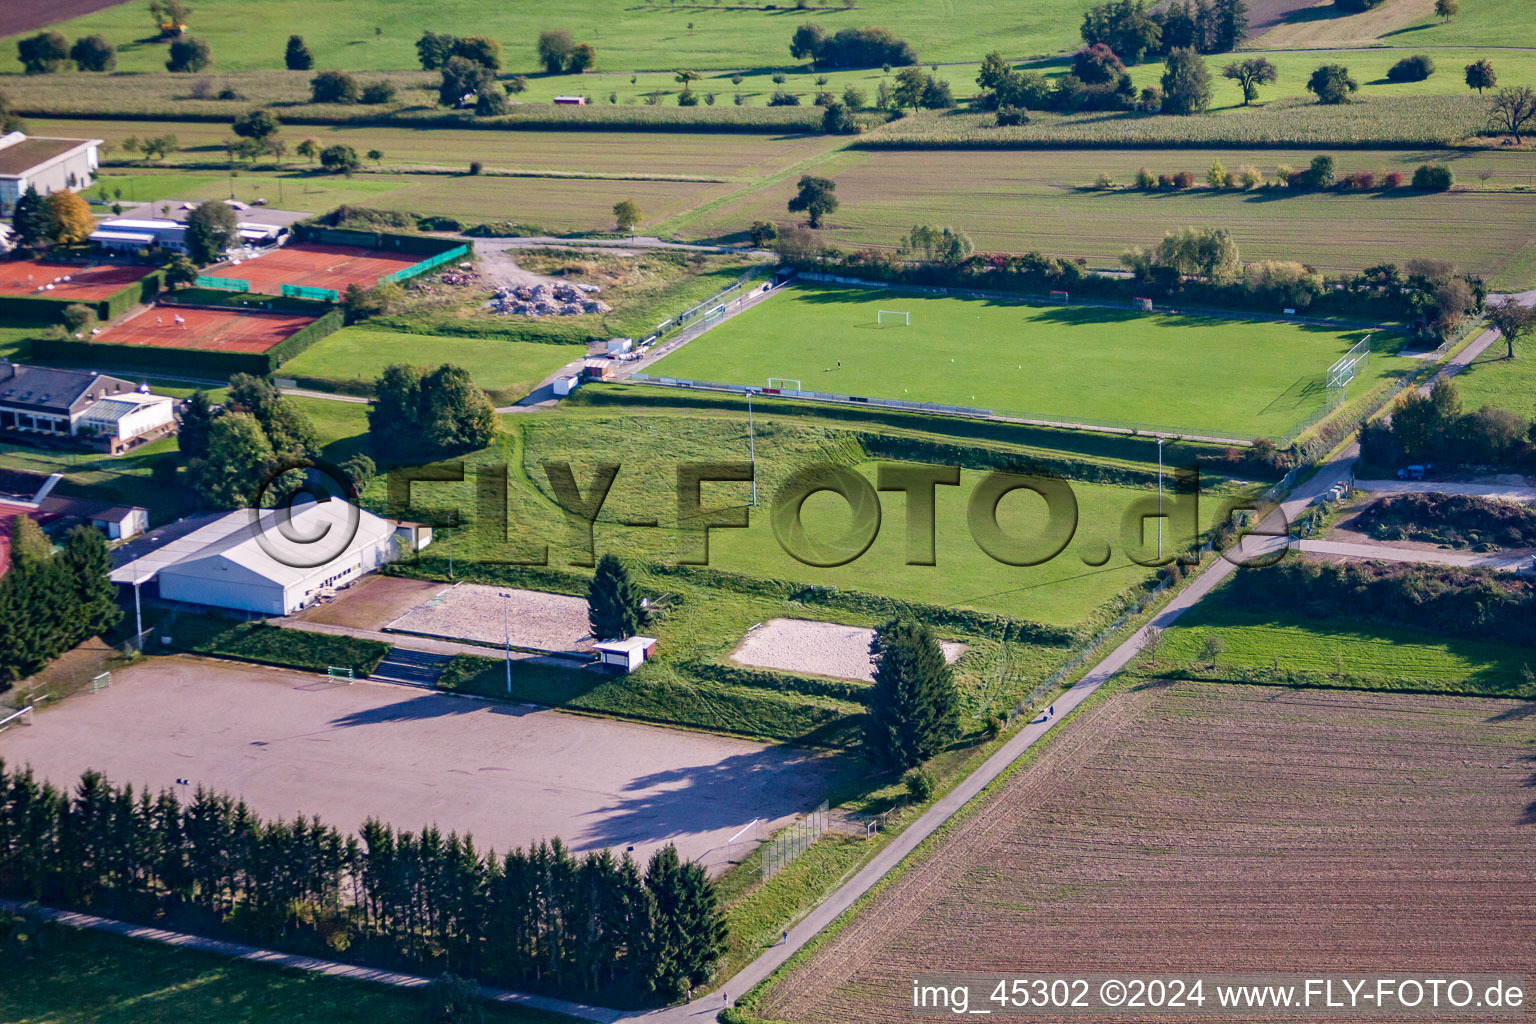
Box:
761;800;829;880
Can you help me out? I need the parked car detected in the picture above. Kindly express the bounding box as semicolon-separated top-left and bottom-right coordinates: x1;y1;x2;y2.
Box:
1397;464;1426;480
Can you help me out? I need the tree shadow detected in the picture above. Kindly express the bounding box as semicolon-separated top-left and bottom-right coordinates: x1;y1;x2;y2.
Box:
574;744;848;857
327;691;543;727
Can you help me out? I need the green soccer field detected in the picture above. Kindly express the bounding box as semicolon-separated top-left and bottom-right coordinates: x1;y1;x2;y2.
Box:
648;283;1411;440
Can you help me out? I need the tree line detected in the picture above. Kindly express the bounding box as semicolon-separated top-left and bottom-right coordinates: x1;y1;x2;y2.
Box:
1361;376;1536;474
0;761;725;1004
0;520;120;689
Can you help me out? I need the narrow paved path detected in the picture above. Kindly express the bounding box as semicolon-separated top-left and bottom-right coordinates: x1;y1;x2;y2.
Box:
1297;537;1530;570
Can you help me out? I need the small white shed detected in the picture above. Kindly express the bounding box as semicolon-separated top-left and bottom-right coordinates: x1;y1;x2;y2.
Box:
553;375;581;397
606;337;633;356
594;636;656;673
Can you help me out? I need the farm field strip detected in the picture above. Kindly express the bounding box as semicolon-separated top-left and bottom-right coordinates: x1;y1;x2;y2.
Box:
0;0;1100;75
25;117;841;179
683;147;1536;286
760;681;1536;1024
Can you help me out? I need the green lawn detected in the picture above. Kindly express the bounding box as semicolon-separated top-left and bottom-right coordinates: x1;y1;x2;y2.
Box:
1446;344;1536;418
0;918;573;1024
0;0;1097;75
281;327;583;404
1151;601;1536;698
649;283;1409;439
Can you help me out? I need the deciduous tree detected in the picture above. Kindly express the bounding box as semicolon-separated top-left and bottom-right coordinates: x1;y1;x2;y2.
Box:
1489;86;1536;145
1464;58;1495;95
44;190;94;246
1222;56;1276;105
1161;47;1212;114
787;174;839;228
166;36;211;73
612;199;641;234
185;198;237;263
70;34;116;72
16;31;68;74
1487;296;1535;359
1307;63;1358;104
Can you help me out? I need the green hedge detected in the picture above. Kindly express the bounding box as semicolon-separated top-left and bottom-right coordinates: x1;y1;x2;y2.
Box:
685;659;872;704
439;654;865;746
185;621;389;675
0;270;160;326
30;305;343;376
291;224;467;256
160;287;330;315
264;306;344;368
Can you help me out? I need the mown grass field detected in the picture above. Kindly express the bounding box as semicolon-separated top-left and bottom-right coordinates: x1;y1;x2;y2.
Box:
31;117;840;179
1150;599;1536;698
0;0;1098;75
1446;345;1536;417
677;144;1536;286
649;283;1409;438
0;920;572;1024
397;400;1249;628
281;327;583;404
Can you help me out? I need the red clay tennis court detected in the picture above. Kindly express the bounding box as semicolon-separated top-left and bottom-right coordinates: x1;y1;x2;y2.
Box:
0;260;154;299
202;243;424;294
97;305;317;353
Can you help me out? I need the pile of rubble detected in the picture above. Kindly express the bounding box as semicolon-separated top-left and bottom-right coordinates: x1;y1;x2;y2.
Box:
437;269;482;286
487;281;610;317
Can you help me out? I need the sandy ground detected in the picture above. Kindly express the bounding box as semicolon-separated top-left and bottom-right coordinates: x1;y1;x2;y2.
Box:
386;583;592;652
296;575;449;630
730;618;967;683
0;657;838;874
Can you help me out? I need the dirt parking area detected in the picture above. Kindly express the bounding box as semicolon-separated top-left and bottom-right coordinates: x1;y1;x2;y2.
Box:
296;574;448;630
385;583;591;652
731;618;967;683
761;681;1536;1023
1;657;838;874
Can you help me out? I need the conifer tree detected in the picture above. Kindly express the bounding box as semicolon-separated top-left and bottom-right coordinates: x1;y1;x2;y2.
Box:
864;616;960;770
587;553;648;642
60;525;122;639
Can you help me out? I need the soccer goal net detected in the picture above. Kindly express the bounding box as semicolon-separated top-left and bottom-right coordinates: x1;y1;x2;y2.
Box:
327;666;355;684
876;310;910;326
1049;290;1070;304
1326;335;1371;393
766;377;802;391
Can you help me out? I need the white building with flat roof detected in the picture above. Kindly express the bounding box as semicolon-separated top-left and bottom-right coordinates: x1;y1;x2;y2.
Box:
0;132;101;207
111;499;401;615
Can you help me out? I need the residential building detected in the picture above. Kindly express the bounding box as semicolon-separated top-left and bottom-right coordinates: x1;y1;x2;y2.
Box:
0;362;175;452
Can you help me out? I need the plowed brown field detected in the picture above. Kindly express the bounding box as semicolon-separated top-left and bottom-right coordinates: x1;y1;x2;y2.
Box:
762;682;1536;1023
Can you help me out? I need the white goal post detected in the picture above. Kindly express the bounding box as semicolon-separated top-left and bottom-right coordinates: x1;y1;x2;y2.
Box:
0;706;34;734
876;309;910;326
1049;290;1070;303
1326;334;1372;391
766;377;802;391
327;666;355;684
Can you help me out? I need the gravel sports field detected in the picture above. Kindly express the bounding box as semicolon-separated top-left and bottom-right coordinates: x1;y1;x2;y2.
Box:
1;658;838;874
731;618;967;683
760;681;1536;1022
386;583;592;652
